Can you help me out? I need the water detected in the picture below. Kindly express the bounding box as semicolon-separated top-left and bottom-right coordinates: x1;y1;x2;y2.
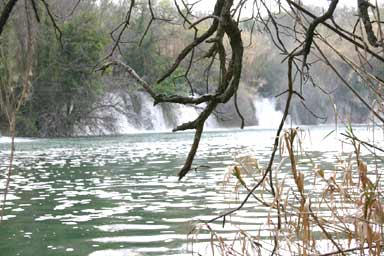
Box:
0;125;383;255
81;94;280;135
253;98;292;128
91;91;219;135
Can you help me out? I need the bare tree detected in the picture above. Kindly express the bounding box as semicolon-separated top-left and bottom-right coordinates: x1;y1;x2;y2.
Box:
98;1;384;254
99;0;383;181
0;0;35;222
1;0;384;254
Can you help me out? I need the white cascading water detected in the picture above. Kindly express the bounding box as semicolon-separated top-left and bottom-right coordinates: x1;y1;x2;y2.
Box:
84;90;296;134
114;113;137;134
173;104;199;125
205;114;219;128
137;92;168;131
254;98;287;128
77;90;219;135
173;103;218;129
101;92;138;134
0;137;33;143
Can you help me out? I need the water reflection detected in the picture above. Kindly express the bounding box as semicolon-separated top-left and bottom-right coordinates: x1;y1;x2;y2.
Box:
0;126;382;255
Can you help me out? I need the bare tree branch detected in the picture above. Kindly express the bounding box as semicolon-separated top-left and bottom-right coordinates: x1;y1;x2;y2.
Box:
0;0;18;36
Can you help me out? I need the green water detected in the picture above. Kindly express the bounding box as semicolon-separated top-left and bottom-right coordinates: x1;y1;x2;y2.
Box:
0;126;382;255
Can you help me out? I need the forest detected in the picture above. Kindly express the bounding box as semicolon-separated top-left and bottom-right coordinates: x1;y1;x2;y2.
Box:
0;0;382;137
1;0;384;256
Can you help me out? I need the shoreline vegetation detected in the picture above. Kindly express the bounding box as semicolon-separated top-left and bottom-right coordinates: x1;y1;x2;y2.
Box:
190;125;384;255
0;0;384;255
0;1;381;138
0;125;383;255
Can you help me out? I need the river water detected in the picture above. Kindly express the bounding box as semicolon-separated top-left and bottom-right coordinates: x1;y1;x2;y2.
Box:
0;125;382;255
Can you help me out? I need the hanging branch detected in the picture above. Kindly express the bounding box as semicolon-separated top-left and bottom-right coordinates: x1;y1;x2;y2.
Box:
29;0;40;22
234;91;245;129
358;0;381;47
40;0;62;44
287;0;384;63
98;0;244;180
109;0;135;57
0;0;19;36
156;0;225;84
0;0;34;222
206;0;341;247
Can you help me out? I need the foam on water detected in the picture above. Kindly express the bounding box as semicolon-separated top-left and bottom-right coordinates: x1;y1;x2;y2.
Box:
0;126;382;255
0;136;34;143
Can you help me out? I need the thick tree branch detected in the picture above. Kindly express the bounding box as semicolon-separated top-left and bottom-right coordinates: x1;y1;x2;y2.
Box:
0;0;18;36
358;0;380;47
288;0;384;63
157;0;225;83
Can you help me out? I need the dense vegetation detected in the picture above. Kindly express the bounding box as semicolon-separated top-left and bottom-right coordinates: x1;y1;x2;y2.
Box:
0;1;382;137
1;1;384;255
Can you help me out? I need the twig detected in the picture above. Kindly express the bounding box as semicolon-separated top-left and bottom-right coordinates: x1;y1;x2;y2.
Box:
341;132;384;153
0;0;18;36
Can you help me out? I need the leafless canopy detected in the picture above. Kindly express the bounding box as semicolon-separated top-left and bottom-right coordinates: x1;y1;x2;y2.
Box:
1;0;383;183
98;0;384;181
1;0;384;253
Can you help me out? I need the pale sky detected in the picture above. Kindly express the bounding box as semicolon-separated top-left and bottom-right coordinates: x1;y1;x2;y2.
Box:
301;0;383;8
188;0;384;15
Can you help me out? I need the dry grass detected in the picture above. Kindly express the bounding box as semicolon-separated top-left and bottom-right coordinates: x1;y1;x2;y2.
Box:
189;127;384;255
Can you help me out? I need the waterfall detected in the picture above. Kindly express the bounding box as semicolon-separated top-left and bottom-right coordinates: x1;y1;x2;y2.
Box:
254;98;288;128
114;112;137;134
172;104;218;129
84;90;221;135
81;90;296;135
136;92;168;131
0;137;33;143
173;104;199;125
103;91;219;134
